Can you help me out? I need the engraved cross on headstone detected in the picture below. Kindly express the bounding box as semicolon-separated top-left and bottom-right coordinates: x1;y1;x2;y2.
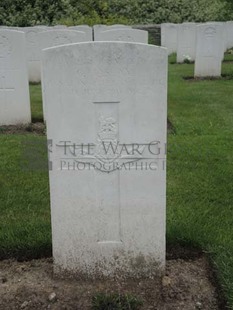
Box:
93;101;122;244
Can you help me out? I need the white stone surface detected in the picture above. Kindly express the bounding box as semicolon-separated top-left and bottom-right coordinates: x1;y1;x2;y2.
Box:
205;22;226;58
39;29;89;51
226;21;233;49
195;23;224;77
106;24;131;29
177;22;197;63
39;30;90;121
35;25;48;28
69;25;93;40
161;23;178;55
0;30;31;125
93;25;131;40
24;27;47;83
53;25;67;29
95;29;148;43
93;24;108;38
42;42;167;278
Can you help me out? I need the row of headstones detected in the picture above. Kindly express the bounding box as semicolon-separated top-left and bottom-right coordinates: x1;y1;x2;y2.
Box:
161;22;233;77
1;25;167;277
0;24;148;126
0;24;148;83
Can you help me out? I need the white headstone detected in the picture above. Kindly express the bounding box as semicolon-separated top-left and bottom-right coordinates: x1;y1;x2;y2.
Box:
95;29;148;43
205;22;226;59
69;25;93;40
177;23;197;63
42;42;167;278
226;21;233;49
4;27;21;30
39;30;90;121
106;24;131;29
39;30;89;50
195;24;224;77
53;25;67;29
161;23;178;54
24;27;47;83
93;24;108;38
0;30;31;125
34;26;48;29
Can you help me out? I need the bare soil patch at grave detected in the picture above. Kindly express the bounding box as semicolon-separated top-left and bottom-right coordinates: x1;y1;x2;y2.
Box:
0;123;46;135
0;255;224;310
0;119;175;136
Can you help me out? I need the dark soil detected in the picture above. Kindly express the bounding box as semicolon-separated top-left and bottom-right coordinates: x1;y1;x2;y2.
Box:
0;120;175;136
0;123;46;135
0;255;224;310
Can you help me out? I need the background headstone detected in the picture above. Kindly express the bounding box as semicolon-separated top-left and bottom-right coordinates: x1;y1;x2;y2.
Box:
23;27;47;83
53;25;67;29
0;30;31;125
177;22;197;63
93;24;108;38
39;29;90;50
39;29;91;121
161;23;178;55
95;28;148;43
42;42;167;278
226;21;233;49
93;25;131;40
69;25;93;40
106;24;131;29
195;23;224;77
206;21;227;58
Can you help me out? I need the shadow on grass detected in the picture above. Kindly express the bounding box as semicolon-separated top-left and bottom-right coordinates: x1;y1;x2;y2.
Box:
167;118;176;134
183;73;233;81
0;244;52;262
32;117;44;123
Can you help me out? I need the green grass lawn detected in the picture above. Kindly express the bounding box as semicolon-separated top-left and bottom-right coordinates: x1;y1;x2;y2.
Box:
224;51;233;62
0;55;233;307
0;135;51;260
30;83;44;122
167;59;233;307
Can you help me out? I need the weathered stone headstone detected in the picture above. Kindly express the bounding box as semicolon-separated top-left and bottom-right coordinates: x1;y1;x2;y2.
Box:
24;27;46;83
226;21;233;49
177;22;196;63
69;25;93;40
39;29;90;51
106;24;131;29
53;25;67;29
93;24;108;38
93;24;131;39
95;29;148;43
161;23;178;55
34;25;48;28
42;42;167;278
195;23;224;77
39;30;91;121
206;22;227;58
0;30;31;125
